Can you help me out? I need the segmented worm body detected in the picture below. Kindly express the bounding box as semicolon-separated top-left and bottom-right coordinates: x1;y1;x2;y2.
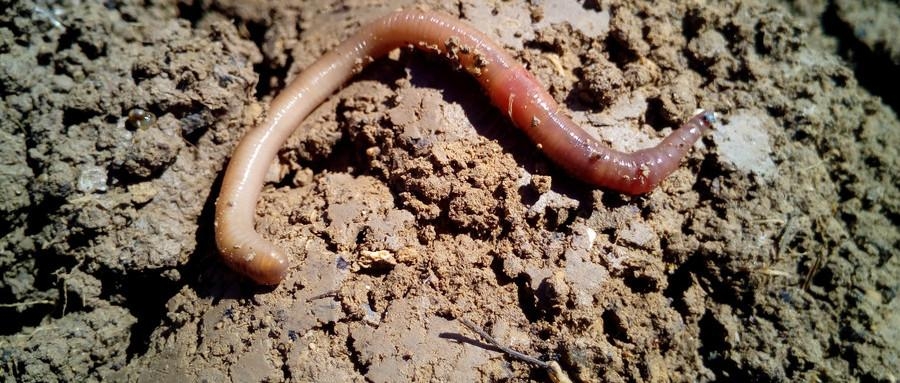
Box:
215;10;716;285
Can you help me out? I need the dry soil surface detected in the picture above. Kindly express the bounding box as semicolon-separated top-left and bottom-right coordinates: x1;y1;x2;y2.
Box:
1;0;898;382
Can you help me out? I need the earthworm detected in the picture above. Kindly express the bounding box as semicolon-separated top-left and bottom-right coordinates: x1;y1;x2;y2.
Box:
214;10;716;285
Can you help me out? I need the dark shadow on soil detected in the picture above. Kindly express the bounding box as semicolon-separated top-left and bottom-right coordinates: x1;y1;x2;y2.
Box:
822;3;900;114
120;167;278;357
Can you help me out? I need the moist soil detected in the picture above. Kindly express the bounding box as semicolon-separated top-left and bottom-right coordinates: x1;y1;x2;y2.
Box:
1;0;898;382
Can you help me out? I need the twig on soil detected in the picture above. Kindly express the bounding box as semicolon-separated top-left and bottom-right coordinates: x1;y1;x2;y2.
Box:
0;300;55;309
457;318;573;383
802;216;834;291
306;290;339;301
801;249;825;291
458;318;547;366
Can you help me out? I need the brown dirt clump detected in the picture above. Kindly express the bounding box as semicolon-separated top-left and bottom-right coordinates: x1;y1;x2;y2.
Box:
1;0;897;382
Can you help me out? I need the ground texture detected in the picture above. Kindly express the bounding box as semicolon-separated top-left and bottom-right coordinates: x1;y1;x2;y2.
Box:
1;0;897;382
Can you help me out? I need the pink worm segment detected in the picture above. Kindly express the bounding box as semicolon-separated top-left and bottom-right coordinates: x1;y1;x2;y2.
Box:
214;10;716;285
